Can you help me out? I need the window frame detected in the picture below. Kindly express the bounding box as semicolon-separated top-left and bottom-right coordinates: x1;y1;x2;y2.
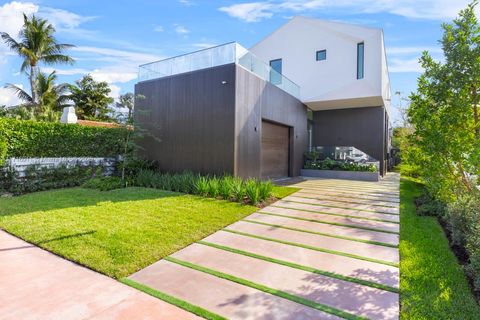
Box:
357;42;365;79
316;50;327;61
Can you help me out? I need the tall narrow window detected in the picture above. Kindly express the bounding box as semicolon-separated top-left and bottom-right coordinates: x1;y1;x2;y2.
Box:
269;58;282;85
357;42;364;79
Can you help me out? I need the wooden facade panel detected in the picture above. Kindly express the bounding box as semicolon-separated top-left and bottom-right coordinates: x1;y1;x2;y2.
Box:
135;64;237;175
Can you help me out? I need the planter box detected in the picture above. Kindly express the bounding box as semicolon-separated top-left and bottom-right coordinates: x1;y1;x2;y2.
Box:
300;169;379;182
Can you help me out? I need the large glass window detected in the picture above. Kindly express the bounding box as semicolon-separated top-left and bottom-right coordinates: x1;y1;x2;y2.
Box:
357;42;364;79
316;50;326;61
269;58;282;85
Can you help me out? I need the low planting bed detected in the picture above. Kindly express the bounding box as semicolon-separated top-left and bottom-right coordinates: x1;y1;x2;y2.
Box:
302;158;379;181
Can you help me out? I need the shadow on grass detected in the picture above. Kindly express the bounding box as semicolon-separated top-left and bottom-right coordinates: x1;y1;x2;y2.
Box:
0;187;184;217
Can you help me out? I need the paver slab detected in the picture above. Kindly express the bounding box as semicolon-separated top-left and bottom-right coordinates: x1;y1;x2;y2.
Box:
129;260;340;320
225;221;399;264
172;243;399;320
295;190;400;203
284;196;400;214
291;193;400;207
247;212;399;246
203;231;400;288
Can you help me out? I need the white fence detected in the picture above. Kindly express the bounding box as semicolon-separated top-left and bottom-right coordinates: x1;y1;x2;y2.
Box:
4;157;117;177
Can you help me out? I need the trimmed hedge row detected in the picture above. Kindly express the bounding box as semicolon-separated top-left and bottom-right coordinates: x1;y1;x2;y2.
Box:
0;119;126;162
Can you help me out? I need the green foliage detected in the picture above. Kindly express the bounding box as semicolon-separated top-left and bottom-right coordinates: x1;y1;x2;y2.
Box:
407;2;480;201
400;178;480;319
133;170;273;205
447;194;480;291
0;138;6;166
69;75;114;121
0;118;126;158
414;191;446;217
82;176;125;191
245;179;261;205
1;164;103;195
304;158;377;172
304;150;320;161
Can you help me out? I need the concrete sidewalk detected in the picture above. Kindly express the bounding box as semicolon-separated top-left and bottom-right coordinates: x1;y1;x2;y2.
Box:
0;230;199;320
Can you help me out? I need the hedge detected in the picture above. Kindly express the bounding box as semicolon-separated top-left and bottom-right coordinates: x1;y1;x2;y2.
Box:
0;119;126;162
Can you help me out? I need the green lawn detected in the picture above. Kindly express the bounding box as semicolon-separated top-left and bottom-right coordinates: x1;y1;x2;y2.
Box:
400;177;480;319
272;186;300;199
0;187;257;278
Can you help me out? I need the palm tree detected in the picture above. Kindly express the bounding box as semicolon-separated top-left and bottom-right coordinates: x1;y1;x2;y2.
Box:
0;14;74;105
6;71;71;121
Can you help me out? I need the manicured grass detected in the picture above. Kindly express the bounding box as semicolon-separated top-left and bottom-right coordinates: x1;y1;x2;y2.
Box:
0;187;257;278
272;186;300;199
400;177;480;319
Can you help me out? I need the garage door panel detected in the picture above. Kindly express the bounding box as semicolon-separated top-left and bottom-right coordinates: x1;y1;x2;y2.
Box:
261;121;289;179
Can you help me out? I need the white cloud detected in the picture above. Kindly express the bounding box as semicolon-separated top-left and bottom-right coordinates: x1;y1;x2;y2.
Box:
179;0;195;6
219;2;274;22
91;70;137;83
388;57;424;73
0;84;23;107
108;84;121;100
154;25;164;32
39;7;96;30
219;0;473;22
174;24;190;35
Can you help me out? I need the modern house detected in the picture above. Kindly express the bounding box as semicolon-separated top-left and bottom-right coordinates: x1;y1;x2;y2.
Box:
135;16;391;179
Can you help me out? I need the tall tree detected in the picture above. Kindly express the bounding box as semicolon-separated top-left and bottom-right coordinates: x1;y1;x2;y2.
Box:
408;1;480;200
5;71;70;121
69;75;114;120
0;14;74;106
116;92;135;124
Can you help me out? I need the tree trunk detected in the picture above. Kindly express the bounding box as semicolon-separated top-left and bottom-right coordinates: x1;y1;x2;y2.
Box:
29;64;36;105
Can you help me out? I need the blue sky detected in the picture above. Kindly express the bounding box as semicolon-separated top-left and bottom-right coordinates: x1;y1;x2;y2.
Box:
0;0;472;123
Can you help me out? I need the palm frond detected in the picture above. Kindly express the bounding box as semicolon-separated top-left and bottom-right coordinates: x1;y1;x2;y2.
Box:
5;83;33;103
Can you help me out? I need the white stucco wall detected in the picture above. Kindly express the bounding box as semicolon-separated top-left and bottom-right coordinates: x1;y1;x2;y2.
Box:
250;17;390;113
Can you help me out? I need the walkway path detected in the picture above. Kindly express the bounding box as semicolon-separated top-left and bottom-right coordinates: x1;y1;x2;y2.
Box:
0;230;200;320
130;173;400;319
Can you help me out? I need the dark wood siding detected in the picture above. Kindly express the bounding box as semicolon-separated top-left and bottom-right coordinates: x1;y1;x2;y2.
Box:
312;106;387;175
134;64;236;175
261;121;289;178
234;65;308;178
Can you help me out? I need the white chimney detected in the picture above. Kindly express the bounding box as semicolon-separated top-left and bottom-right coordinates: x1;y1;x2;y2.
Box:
60;106;78;124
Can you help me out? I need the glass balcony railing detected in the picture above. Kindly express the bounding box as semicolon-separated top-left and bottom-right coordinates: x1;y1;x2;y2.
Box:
138;42;300;99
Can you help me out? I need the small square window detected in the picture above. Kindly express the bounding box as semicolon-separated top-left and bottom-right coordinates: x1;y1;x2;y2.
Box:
316;50;326;61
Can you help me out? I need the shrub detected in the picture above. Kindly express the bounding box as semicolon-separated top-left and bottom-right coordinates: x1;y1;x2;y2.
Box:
0;138;6;166
135;169;159;188
82;176;124;191
447;195;480;290
207;177;220;198
0;118;126;158
303;158;377;172
414;191;446;217
219;176;234;200
245;179;260;205
258;180;273;201
1;164;103;195
231;177;246;202
194;176;209;196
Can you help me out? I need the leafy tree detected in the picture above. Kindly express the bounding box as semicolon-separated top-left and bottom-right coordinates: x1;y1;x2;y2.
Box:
5;71;70;121
69;75;114;120
116;92;134;124
408;1;480;200
0;14;74;106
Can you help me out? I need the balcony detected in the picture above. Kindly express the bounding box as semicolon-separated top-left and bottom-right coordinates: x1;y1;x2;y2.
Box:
138;42;300;99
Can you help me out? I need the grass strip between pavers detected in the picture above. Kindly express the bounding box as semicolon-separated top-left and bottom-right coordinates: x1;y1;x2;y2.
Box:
290;194;399;208
243;219;398;248
197;240;399;293
267;204;400;224
120;278;226;320
297;187;400;198
281;199;399;215
295;192;400;204
164;256;367;320
222;229;399;267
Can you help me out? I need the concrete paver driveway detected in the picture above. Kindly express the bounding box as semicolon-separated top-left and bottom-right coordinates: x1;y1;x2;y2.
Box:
130;173;400;319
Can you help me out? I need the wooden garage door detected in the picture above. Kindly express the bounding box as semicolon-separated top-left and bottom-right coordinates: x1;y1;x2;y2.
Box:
261;121;289;179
